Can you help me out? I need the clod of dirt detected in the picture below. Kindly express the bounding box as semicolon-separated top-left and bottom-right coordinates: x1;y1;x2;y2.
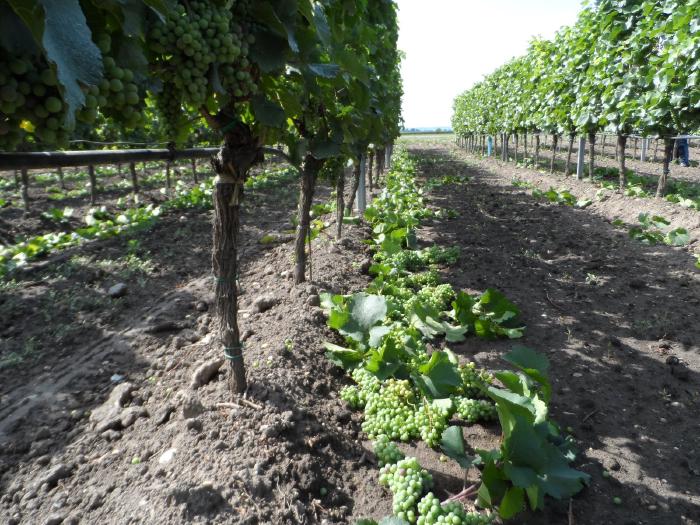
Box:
306;294;321;307
34;463;73;490
89;382;135;432
153;404;174;426
190;358;224;389
670;364;690;381
107;282;128;298
43;513;66;525
145;321;182;334
180;393;205;419
251;294;278;313
119;406;148;428
359;259;372;274
194;301;208;312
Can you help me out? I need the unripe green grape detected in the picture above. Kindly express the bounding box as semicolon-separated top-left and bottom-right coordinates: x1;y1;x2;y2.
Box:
0;85;17;102
34;104;49;118
110;78;124;92
10;59;28;75
96;33;111;53
45;117;59;130
103;56;116;69
45;96;62;113
38;128;56;144
18;82;31;96
126;92;139;105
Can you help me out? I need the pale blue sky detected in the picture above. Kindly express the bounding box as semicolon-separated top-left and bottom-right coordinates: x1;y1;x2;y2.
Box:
396;0;584;129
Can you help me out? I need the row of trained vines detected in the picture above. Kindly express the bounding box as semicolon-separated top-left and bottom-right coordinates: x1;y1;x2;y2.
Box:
1;0;402;394
451;0;700;196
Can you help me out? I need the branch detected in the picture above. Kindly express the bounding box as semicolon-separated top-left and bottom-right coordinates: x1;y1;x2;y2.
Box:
262;147;297;168
199;107;220;130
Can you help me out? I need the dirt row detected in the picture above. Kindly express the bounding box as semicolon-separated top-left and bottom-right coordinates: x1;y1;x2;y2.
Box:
403;138;700;525
1;138;699;525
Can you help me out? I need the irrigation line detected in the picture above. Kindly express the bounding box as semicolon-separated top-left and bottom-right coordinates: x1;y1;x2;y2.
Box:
0;147;220;171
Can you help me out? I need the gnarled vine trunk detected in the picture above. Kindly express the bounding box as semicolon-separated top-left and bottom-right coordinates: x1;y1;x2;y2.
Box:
550;134;558;173
346;159;361;215
587;131;596;180
211;126;263;395
20;168;29;213
57;167;65;190
534;135;540;169
294;154;325;285
376;148;385;185
336;164;345;240
565;134;575;176
617;135;627;190
129;162;139;193
368;150;374;191
88;165;97;205
523;132;528;161
656;138;674;198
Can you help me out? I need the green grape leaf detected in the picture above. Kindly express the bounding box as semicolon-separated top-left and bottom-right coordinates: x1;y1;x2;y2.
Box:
499;486;525;518
251;95;286;127
440;425;475;469
323;342;363;370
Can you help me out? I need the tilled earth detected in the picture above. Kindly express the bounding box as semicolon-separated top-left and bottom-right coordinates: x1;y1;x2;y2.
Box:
402;138;700;525
1;139;699;525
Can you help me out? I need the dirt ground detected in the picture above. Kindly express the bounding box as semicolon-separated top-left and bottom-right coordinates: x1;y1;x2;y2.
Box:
402;137;700;525
1;138;699;525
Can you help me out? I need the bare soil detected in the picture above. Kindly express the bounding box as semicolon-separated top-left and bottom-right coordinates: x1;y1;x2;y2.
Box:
401;138;700;525
1;139;699;525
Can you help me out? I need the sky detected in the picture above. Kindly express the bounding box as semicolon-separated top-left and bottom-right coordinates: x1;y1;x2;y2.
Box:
396;0;584;129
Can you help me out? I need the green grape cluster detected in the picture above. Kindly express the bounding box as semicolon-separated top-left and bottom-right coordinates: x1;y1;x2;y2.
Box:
149;0;256;136
363;379;419;441
458;362;494;398
373;434;405;467
341;367;380;409
340;385;362;408
455;398;497;423
403;269;441;289
420;246;460;266
417;492;494;525
379;457;434;523
0;57;70;149
0;32;143;150
415;400;453;447
77;34;144;129
384;250;425;272
405;283;455;313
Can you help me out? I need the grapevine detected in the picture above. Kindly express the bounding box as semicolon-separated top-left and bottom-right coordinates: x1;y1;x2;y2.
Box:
379;457;434;524
373;434;405;467
458;363;494;398
417;493;494;525
454;398;497;424
363;379;420;442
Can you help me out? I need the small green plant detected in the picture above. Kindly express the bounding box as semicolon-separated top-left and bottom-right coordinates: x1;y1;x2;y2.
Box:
628;213;689;246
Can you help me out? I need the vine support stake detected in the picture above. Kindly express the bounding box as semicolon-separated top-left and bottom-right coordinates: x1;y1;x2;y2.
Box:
576;136;586;180
20;168;29;213
88;165;97;205
129;161;139;194
617;135;627;190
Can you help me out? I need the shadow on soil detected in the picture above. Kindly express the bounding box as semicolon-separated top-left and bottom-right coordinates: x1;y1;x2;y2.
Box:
410;144;700;525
